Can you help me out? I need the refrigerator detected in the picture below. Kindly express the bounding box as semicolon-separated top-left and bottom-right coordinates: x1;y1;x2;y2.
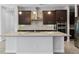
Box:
74;17;79;48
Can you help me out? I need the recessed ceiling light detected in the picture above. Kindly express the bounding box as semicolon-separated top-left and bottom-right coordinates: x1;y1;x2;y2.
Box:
33;11;37;14
48;11;51;14
19;11;22;15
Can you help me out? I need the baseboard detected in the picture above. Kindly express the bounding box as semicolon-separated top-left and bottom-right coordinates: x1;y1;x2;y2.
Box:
54;52;64;54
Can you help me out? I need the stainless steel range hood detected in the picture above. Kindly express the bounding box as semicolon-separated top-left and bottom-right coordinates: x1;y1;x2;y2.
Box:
32;7;42;21
31;7;43;25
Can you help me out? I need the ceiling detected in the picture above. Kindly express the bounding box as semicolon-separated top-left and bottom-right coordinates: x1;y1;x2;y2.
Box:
17;4;74;8
17;4;75;11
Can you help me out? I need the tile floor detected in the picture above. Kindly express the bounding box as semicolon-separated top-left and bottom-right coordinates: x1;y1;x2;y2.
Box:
0;40;5;54
64;41;79;54
0;40;79;54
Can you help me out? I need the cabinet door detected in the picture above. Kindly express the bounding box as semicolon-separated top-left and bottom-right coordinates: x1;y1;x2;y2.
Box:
19;11;31;25
43;11;56;24
56;10;67;22
70;12;75;24
77;6;79;17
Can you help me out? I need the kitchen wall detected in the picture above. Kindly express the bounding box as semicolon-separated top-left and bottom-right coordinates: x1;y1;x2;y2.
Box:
75;5;78;17
0;5;1;41
18;7;66;30
0;5;18;41
1;5;18;33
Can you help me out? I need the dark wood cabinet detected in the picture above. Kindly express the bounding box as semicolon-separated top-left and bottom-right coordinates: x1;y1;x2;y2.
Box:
56;10;67;23
70;29;75;39
69;8;75;39
19;11;31;25
43;11;56;24
77;6;79;16
70;12;75;24
55;10;67;41
43;10;67;24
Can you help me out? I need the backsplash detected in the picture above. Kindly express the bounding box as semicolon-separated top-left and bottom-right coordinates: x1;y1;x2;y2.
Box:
18;20;56;30
18;25;56;30
18;24;56;30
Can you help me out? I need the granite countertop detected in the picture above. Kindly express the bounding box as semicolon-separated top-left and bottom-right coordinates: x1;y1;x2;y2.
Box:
0;31;70;37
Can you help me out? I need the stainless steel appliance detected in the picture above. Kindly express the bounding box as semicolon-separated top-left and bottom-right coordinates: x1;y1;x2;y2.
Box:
74;17;79;48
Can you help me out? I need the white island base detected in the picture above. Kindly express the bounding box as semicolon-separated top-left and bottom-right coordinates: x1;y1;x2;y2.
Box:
3;32;67;54
5;36;64;54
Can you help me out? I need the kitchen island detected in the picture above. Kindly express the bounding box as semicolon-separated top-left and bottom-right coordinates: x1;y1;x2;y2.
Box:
1;31;69;54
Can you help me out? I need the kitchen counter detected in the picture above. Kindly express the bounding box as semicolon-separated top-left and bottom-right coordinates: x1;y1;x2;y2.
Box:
1;31;68;37
1;31;70;54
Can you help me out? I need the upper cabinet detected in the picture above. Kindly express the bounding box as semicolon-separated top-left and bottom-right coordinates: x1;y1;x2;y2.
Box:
77;6;79;16
18;11;31;25
43;10;67;24
43;11;56;24
70;12;75;24
56;10;67;23
18;10;67;25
